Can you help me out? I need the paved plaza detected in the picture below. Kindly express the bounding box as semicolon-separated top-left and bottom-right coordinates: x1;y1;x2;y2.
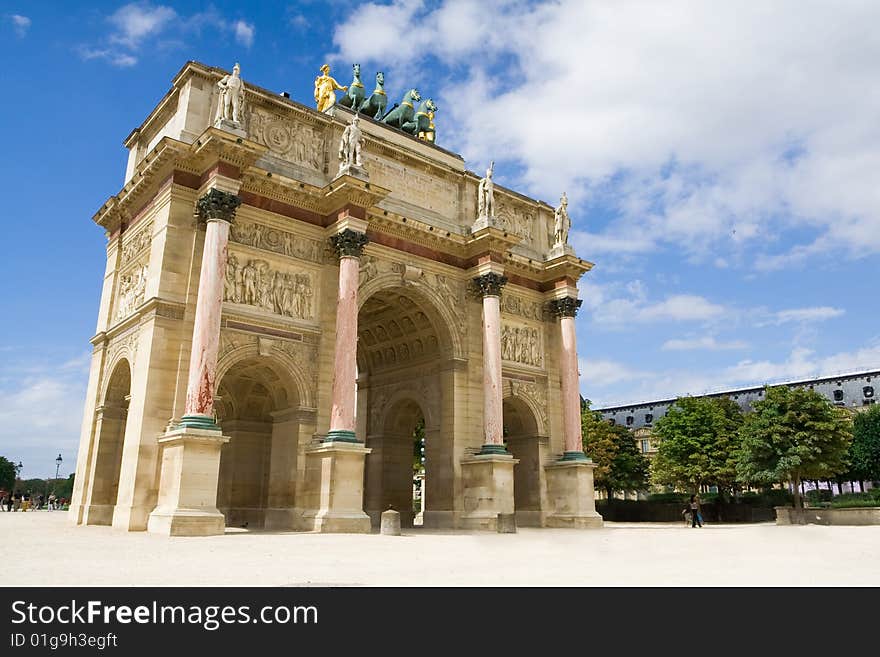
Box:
2;512;878;586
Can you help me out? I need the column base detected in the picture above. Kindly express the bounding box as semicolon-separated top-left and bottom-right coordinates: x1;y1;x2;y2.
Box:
147;426;229;537
544;459;603;528
297;442;372;533
147;508;226;537
323;429;360;443
82;504;114;526
477;443;509;455
459;453;519;530
178;414;221;431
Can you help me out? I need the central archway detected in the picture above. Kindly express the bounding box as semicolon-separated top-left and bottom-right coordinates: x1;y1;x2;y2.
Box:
215;355;301;529
357;283;454;528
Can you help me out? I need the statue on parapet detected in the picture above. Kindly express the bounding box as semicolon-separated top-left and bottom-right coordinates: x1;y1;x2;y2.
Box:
359;71;388;119
382;88;421;129
338;63;366;111
403;98;437;139
553;192;571;247
216;62;245;125
477;161;495;220
314;63;347;112
337;114;366;176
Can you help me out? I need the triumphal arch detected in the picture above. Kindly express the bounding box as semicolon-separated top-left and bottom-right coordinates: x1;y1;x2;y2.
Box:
69;61;602;535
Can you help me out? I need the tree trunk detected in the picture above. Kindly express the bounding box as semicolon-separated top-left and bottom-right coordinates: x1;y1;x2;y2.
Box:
793;472;804;523
859;480;864;493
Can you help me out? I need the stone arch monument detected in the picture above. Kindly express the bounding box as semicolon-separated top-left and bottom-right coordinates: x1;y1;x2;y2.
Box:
68;61;602;535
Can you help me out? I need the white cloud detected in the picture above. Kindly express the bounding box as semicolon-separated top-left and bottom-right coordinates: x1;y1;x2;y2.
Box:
329;1;880;268
0;354;90;480
761;306;845;326
585;341;880;408
10;14;30;37
662;336;748;351
233;19;254;47
584;279;728;327
79;47;138;67
108;3;177;49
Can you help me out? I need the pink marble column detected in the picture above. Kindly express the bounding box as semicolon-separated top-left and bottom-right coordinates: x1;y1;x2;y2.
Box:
474;273;508;453
180;189;241;430
551;297;588;460
326;229;369;442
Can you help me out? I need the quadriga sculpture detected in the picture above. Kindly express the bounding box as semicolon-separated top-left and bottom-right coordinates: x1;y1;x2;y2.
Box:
358;71;388;119
402;98;437;137
382;88;420;129
338;63;366;111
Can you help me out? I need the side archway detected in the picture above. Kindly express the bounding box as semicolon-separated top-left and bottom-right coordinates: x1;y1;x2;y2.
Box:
84;359;131;525
503;394;547;526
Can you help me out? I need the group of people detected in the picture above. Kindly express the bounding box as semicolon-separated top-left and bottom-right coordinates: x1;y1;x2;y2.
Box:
0;492;65;512
683;494;704;528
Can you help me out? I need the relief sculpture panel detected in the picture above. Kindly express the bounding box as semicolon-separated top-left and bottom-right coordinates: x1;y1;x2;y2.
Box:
248;108;323;170
501;323;543;368
230;220;324;264
224;253;315;321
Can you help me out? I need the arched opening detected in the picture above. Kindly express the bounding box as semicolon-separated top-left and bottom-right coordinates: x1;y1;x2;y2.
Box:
503;396;544;526
215;356;300;529
357;285;452;529
364;398;426;527
87;359;131;525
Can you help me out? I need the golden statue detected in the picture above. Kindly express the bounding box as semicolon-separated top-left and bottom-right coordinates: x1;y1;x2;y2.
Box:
314;63;347;113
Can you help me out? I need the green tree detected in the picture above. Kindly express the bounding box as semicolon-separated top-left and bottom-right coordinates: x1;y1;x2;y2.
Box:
650;396;743;495
849;405;880;485
737;385;852;512
0;456;15;492
582;404;650;499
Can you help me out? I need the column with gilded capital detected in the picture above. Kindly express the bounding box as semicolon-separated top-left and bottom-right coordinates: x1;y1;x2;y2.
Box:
326;228;369;442
474;272;508;454
544;294;602;528
459;271;518;530
180;188;241;428
297;221;372;533
147;188;240;536
549;296;588;460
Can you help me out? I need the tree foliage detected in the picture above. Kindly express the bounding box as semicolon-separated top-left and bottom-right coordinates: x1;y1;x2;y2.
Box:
650;396;743;494
849;405;880;483
582;404;650;498
0;457;15;492
736;385;852;510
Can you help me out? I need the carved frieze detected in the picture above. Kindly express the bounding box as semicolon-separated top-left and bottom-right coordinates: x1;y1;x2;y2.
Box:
505;378;549;433
114;262;148;322
120;221;152;267
274;338;319;394
501;323;543;368
230;220;324;264
496;197;535;244
366;156;458;217
224;254;315;321
249;109;323;170
502;293;544;322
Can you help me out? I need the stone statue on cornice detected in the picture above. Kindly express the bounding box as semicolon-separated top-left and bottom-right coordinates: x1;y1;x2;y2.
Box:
216;62;245;125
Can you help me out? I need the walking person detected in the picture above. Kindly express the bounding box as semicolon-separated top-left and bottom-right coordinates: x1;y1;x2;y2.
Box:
689;494;703;528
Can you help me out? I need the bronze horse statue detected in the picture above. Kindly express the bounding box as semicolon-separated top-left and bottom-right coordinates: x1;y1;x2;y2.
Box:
358;71;388;119
338;63;366;111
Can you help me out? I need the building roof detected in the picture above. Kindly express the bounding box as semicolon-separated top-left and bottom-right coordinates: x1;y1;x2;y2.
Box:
595;367;880;412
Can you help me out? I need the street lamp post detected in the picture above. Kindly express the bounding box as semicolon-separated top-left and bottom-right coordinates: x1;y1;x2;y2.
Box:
55;454;62;482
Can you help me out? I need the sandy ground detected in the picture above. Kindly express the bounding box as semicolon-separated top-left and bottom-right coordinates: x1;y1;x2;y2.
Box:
1;512;879;586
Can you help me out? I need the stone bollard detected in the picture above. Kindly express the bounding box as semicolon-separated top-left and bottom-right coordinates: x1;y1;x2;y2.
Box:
380;509;401;535
497;512;516;533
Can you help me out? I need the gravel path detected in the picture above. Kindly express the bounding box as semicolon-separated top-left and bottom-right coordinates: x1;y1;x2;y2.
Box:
2;512;878;586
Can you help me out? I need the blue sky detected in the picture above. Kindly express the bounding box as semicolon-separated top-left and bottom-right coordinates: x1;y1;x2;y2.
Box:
2;1;879;479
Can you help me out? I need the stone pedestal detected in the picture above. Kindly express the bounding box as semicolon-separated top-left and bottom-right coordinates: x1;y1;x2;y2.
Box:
213;118;247;138
547;243;575;260
334;164;370;182
298;442;372;533
459;453;519;530
147;427;229;536
471;213;498;233
544;460;604;528
380;509;401;535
